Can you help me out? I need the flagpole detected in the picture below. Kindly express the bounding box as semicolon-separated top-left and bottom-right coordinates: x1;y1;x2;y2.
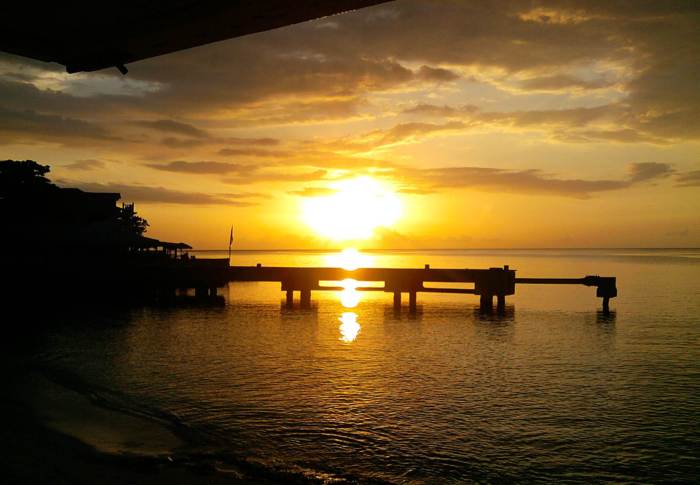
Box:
228;225;233;264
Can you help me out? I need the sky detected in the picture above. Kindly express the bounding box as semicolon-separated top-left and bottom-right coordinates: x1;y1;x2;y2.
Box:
1;0;698;249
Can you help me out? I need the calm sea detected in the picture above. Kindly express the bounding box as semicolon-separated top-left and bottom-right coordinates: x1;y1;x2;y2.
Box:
29;249;700;483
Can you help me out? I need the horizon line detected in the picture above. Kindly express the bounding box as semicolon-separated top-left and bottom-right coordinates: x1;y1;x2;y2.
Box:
188;246;700;252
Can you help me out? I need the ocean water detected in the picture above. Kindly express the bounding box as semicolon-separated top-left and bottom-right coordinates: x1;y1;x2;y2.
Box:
29;249;700;483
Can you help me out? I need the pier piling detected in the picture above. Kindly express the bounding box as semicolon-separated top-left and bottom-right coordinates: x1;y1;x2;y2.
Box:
497;294;506;311
480;294;493;311
300;289;311;308
409;291;417;312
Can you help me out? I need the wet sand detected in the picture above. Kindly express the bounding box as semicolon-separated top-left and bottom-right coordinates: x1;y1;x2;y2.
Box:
1;372;275;484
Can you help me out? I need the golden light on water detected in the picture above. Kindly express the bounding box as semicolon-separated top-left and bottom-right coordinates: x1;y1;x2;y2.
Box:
325;248;374;270
339;312;360;342
302;177;402;241
325;249;369;341
339;278;360;308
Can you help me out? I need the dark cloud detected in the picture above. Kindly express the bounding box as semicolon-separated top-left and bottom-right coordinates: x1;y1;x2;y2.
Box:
157;134;284;150
675;170;700;187
416;65;460;82
61;159;106;171
217;147;291;158
403;104;478;117
125;47;416;115
628;162;674;182
146;160;254;175
61;180;257;205
221;137;280;146
0;107;116;145
159;136;208;148
132;119;209;138
1;0;698;149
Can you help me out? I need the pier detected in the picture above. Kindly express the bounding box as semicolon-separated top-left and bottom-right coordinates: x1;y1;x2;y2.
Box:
226;264;617;312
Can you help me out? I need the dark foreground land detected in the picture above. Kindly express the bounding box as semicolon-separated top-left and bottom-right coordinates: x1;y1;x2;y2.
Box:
0;332;277;485
0;404;262;485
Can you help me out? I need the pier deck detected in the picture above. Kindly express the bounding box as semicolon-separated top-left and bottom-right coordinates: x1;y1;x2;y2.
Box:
226;265;617;312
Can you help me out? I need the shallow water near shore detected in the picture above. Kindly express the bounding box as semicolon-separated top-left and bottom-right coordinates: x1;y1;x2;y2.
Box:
21;249;700;483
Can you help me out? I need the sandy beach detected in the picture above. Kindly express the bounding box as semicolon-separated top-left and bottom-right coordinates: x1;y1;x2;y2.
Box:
1;369;275;485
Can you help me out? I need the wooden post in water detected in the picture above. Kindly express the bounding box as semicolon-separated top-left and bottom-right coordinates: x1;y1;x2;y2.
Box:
409;291;417;312
497;294;506;311
595;277;616;314
286;290;294;308
300;289;311;308
480;294;493;311
393;291;401;310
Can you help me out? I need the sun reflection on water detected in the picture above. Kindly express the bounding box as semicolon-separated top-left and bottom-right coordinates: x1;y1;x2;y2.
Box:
339;278;360;308
329;249;369;341
339;312;360;342
325;248;374;270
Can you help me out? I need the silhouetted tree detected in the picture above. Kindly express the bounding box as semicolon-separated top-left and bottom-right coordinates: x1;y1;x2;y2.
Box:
0;160;56;198
0;159;149;236
118;202;149;236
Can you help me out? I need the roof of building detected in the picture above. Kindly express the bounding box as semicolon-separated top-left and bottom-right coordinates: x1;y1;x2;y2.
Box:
1;1;389;73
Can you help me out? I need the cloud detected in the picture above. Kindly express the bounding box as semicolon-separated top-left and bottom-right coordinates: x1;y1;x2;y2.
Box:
160;136;208;148
551;128;666;144
676;170;700;187
288;186;337;197
398;162;675;199
398;102;677;144
219;137;280;146
1;0;698;161
628;162;674;182
416;65;460;82
62;180;258;205
145;160;254;175
131;119;209;138
518;74;614;91
217;147;290;158
61;159;106;171
222;169;327;185
0;107;117;145
377;121;466;145
403;104;478;118
331;121;467;152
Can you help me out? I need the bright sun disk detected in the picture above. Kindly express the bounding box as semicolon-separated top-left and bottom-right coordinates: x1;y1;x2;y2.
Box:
302;177;402;241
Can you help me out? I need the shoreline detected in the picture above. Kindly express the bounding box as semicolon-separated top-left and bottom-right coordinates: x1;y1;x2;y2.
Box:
2;369;277;484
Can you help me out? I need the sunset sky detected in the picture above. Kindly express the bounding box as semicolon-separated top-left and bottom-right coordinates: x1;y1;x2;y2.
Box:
1;0;698;249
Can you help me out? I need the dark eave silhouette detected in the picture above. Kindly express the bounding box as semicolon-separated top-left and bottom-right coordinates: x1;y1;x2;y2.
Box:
0;0;390;73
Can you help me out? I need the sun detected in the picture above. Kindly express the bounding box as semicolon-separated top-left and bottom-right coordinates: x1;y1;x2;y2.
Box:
301;177;402;241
